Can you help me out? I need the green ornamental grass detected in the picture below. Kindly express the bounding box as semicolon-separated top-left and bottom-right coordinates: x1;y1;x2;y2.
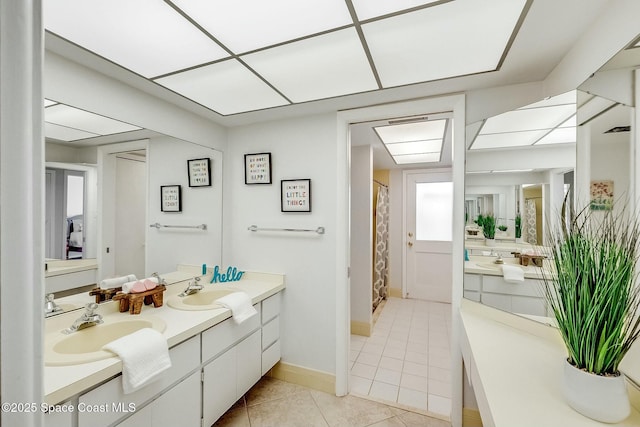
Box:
542;206;640;375
482;214;496;239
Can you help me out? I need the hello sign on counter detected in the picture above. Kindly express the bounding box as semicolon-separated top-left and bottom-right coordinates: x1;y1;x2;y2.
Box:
210;266;244;283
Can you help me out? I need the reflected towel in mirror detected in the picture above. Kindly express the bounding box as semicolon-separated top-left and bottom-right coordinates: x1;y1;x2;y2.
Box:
502;264;524;283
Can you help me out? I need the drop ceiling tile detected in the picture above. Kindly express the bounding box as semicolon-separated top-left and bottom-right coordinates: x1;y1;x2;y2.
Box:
45;122;100;142
385;140;442;156
471;130;548;150
171;0;352;54
45;105;141;135
44;99;58;107
481;104;576;134
362;0;527;87
393;152;441;164
534;127;576;145
518;91;576;109
351;0;444;21
559;115;577;128
375;120;446;143
155;59;290;115
44;0;229;77
242;28;377;103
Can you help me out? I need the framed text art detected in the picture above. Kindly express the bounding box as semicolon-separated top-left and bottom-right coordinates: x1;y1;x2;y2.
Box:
161;185;182;212
187;158;211;187
244;153;272;185
281;179;311;212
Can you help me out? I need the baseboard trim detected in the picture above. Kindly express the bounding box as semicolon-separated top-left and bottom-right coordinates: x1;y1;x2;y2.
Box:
267;362;336;395
388;287;402;298
463;408;483;427
350;320;372;337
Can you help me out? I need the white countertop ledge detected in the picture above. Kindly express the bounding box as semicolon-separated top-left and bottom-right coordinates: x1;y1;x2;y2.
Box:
44;269;284;405
460;299;640;427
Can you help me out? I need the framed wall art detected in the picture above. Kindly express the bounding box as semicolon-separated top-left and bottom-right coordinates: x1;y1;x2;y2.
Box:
161;185;182;212
590;180;614;211
244;153;272;185
281;179;311;212
187;158;211;187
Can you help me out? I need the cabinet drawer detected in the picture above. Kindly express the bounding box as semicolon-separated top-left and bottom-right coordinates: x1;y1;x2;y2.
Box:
262;293;280;324
482;275;542;298
262;340;281;376
79;334;200;427
463;274;481;291
262;316;279;350
201;304;261;362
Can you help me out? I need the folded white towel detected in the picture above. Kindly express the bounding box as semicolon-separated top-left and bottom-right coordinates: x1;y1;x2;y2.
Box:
216;292;257;325
502;264;525;283
122;277;159;294
100;274;137;290
103;328;172;394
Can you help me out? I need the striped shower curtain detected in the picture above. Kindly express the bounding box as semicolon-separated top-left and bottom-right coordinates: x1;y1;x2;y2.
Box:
373;185;390;311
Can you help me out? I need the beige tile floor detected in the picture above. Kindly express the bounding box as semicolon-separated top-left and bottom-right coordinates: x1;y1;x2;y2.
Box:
349;298;452;418
213;376;451;427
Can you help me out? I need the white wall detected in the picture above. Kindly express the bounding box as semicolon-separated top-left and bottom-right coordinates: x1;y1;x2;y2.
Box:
147;136;224;275
225;113;339;375
350;145;372;328
591;133;630;214
115;157;146;278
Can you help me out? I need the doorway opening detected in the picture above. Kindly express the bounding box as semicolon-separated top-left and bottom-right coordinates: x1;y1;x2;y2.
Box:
348;113;454;419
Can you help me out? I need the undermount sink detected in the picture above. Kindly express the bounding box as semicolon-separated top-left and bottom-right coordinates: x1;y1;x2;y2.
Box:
167;288;236;311
45;316;166;366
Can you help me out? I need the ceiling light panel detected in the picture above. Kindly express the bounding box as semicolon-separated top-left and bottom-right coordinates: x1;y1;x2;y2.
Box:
44;99;58;107
518;91;576;109
375;120;446;143
534;127;576;145
171;0;352;54
362;0;527;87
242;28;377;103
480;104;575;134
393;153;441;164
45;122;100;142
44;0;229;77
559;115;577;128
351;0;444;21
45;105;141;135
156;59;289;115
471;130;548;150
385;140;442;156
577;96;617;125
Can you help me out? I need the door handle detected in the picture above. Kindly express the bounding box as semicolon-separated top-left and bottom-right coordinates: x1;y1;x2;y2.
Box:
407;241;413;247
408;232;414;238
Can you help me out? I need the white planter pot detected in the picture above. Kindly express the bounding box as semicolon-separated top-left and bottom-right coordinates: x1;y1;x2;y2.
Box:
485;238;496;247
563;360;630;423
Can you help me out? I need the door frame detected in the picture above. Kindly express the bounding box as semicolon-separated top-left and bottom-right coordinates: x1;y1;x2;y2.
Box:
402;168;453;299
337;94;466;427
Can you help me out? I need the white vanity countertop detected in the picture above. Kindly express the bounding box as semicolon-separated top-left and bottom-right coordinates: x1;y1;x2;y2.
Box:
464;255;547;279
44;269;285;405
45;259;98;277
460;299;640;426
464;240;546;253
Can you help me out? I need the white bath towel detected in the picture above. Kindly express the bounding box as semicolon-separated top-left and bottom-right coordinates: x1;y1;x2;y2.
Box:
502;264;525;283
103;328;172;394
217;292;257;324
99;274;137;290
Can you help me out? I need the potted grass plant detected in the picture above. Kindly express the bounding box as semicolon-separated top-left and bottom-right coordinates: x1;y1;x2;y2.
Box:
541;205;640;423
515;214;522;243
482;213;496;247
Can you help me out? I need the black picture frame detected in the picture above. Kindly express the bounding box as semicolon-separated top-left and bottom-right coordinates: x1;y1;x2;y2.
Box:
281;179;311;212
244;153;272;185
161;185;182;212
187;158;211;187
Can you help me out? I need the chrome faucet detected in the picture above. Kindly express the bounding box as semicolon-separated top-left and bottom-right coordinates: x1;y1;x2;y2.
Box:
179;277;203;297
151;272;167;286
62;303;103;334
44;293;62;318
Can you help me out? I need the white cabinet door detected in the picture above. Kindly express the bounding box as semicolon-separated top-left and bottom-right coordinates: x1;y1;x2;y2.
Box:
151;371;201;427
202;347;237;427
117;405;152;427
236;330;261;397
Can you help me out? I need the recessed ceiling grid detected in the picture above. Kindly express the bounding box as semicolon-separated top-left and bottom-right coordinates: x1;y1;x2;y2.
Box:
44;0;530;116
374;119;448;165
469;91;577;150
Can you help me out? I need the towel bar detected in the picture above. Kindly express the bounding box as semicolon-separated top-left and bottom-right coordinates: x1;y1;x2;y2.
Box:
149;223;207;230
247;225;325;234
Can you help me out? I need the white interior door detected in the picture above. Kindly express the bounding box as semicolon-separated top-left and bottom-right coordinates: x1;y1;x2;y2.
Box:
405;172;453;302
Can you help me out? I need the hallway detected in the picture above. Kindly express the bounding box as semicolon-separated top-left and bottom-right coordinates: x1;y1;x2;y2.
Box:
350;298;452;418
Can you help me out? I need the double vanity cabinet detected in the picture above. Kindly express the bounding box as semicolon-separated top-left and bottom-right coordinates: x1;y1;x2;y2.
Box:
44;269;284;427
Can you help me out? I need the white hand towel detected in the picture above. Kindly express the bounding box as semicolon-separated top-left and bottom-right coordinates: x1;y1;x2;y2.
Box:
103;328;172;394
216;292;257;324
100;274;137;290
502;264;525;283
